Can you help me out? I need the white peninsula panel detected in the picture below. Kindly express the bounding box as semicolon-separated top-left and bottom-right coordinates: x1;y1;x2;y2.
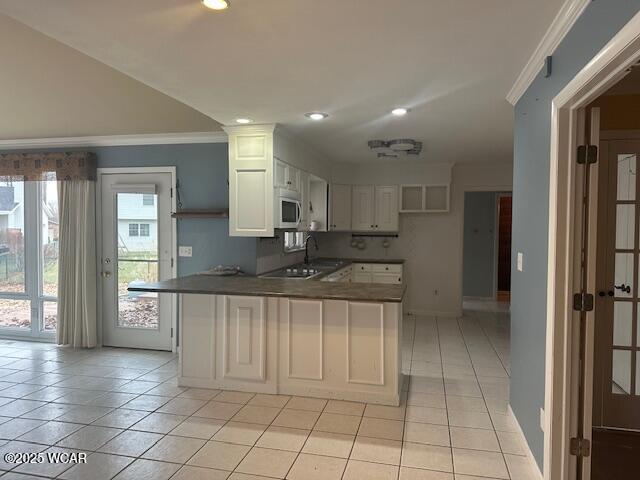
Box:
179;293;402;405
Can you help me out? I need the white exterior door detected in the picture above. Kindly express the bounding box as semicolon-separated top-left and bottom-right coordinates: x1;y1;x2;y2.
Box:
99;171;174;351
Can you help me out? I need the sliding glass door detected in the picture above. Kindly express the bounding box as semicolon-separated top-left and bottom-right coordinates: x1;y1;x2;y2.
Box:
0;180;58;339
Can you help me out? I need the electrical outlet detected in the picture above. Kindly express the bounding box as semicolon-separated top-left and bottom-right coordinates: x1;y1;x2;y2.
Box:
178;246;193;257
434;289;439;296
517;252;524;272
540;407;545;431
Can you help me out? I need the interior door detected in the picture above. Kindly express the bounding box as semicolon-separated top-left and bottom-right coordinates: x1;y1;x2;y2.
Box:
595;140;640;429
100;172;173;351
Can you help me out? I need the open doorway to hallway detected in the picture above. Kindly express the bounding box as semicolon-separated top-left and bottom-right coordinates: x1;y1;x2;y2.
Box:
462;191;513;305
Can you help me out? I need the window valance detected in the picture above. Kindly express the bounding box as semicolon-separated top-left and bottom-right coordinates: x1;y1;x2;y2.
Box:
0;152;97;181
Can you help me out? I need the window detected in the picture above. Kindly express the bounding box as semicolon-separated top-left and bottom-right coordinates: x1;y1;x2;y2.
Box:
0;180;59;336
142;194;155;206
129;224;139;237
139;224;150;237
284;232;305;252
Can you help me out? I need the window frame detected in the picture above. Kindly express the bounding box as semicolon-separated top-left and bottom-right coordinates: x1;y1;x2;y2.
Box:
129;223;139;237
0;180;58;339
284;231;306;253
142;194;155;206
139;223;150;237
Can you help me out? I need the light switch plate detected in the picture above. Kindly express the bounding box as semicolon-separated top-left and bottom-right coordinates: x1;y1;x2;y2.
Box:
517;252;524;272
179;246;193;257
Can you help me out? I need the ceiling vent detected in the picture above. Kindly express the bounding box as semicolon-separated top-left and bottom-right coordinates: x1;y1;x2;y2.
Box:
368;139;423;158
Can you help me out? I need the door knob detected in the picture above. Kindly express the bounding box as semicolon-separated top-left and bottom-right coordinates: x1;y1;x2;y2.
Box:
101;271;112;278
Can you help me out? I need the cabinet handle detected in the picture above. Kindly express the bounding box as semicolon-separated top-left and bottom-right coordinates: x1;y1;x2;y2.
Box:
370;224;374;228
385;267;389;270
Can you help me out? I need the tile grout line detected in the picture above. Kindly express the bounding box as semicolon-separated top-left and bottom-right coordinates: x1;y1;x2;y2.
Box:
455;311;512;480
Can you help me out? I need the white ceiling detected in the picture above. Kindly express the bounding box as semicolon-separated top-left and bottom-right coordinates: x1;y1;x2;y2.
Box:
0;0;564;164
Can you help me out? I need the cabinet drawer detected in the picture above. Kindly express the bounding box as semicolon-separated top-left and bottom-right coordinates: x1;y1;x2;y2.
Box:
353;263;372;272
371;264;402;274
372;273;403;284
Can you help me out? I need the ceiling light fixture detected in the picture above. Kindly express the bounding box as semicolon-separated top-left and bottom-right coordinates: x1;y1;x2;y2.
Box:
202;0;230;10
391;107;409;116
305;112;329;121
235;118;252;124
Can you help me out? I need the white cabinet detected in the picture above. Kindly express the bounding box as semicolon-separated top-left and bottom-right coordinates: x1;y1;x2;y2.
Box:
399;184;450;213
375;185;399;231
352;263;403;284
298;171;310;231
225;124;275;237
352;185;375;231
329;184;352;231
275;159;300;192
347;185;398;232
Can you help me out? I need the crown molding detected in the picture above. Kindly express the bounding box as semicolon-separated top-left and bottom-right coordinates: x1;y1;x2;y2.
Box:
506;0;590;105
0;131;228;150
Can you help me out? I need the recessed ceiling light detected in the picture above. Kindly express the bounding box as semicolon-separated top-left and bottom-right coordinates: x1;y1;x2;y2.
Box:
305;112;329;121
391;108;409;116
236;118;252;124
202;0;229;10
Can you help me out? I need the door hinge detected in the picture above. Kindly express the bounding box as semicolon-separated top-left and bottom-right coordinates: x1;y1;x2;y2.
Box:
171;258;174;268
171;328;174;338
577;145;598;165
170;187;173;198
570;437;591;457
573;292;594;312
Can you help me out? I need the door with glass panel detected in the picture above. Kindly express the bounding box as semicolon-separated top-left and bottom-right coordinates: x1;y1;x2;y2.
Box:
0;179;59;338
100;172;173;351
595;140;640;429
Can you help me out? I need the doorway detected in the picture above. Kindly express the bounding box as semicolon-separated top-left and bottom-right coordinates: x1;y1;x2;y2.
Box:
545;16;640;479
98;168;176;351
462;191;512;302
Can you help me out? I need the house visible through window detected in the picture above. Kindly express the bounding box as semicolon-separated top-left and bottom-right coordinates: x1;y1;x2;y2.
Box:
140;224;150;237
284;232;305;252
129;223;139;237
142;194;155;206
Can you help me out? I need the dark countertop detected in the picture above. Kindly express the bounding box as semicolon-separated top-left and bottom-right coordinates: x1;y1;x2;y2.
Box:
338;258;405;265
128;274;405;303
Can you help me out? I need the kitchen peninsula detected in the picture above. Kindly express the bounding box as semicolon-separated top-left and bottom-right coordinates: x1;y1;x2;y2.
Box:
131;262;405;406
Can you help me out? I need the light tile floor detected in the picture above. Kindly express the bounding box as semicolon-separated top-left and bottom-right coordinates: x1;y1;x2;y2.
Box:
0;302;540;479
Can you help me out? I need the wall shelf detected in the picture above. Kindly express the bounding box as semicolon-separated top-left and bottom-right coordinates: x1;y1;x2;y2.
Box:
172;209;229;219
399;184;450;213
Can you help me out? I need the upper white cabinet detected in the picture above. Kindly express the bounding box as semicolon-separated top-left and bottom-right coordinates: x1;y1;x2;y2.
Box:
399;184;450;213
329;184;352;231
224;124;275;237
348;185;399;232
225;124;330;237
375;185;399;231
351;185;375;231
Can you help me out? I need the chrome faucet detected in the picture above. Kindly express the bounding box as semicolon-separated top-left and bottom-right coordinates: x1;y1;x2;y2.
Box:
304;234;319;265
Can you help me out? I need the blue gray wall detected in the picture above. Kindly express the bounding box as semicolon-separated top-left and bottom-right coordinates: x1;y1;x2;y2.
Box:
512;1;640;468
463;192;498;298
10;143;257;275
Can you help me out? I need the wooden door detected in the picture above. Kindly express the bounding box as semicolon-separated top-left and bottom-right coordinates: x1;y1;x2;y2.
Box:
497;195;512;293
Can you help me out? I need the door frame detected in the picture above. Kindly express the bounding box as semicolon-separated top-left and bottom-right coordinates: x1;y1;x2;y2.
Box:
494;193;513;300
96;167;178;352
545;11;640;480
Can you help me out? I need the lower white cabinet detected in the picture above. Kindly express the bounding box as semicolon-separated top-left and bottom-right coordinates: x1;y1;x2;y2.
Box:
179;293;402;405
352;263;403;284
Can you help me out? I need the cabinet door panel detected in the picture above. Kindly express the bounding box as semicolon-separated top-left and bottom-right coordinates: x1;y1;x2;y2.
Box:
372;273;402;284
222;296;266;381
274;160;287;188
330;184;352;231
352;185;375;231
375;185;399;231
353;272;373;283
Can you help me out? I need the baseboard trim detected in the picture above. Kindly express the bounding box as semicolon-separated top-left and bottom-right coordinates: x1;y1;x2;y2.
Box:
508;405;544;480
406;309;462;318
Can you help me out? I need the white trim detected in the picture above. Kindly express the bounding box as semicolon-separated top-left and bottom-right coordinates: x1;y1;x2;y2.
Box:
0;132;227;150
508;405;544;480
506;0;590;105
406;309;462;318
96;166;178;353
545;10;640;480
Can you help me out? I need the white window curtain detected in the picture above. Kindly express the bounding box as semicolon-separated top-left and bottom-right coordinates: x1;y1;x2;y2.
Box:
56;180;97;347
